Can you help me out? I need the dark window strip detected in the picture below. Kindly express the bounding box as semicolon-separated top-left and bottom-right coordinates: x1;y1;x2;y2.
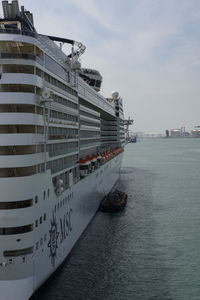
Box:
3;247;33;257
0;224;33;235
0;199;33;210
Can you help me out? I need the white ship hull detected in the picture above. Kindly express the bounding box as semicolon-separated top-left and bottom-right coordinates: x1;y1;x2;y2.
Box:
0;2;126;299
0;153;122;300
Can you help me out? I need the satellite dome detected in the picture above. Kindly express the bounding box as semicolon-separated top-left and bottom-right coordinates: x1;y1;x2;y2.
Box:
111;91;119;100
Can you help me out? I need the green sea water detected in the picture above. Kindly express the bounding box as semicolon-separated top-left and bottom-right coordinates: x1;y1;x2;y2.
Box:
123;138;200;300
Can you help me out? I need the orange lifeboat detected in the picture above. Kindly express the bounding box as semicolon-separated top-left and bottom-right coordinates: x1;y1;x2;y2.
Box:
78;158;90;166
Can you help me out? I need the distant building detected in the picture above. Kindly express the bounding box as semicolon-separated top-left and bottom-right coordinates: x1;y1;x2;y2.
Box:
170;127;190;137
132;132;145;139
143;133;164;138
191;126;200;138
170;129;182;137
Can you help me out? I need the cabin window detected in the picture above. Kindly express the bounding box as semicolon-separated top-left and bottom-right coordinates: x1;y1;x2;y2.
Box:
0;104;42;114
0;125;44;134
80;110;100;120
89;79;95;86
3;247;33;257
0;145;39;156
50;109;78;122
0;84;41;95
0;199;33;210
2;64;34;74
44;71;77;97
96;80;101;88
0;52;35;60
45;54;66;80
0;224;33;235
0;165;38;177
0;41;43;59
2;65;43;77
0;84;34;93
80;120;100;127
8;258;14;264
54;94;78;109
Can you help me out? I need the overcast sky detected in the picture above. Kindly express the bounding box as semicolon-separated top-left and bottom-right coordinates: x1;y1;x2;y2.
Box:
3;0;200;133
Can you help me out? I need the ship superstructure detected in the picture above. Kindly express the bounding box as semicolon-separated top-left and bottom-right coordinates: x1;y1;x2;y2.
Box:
0;1;125;299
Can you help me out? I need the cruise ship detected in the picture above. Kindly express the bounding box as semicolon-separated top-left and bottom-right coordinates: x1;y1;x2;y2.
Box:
0;1;125;299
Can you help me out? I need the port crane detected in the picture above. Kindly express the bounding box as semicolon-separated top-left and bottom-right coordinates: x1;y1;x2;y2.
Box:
124;117;134;143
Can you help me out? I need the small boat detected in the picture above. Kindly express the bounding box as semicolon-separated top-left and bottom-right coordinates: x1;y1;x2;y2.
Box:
100;190;127;212
130;136;137;143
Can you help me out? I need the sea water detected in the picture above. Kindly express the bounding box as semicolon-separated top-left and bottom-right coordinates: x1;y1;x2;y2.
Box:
32;138;200;300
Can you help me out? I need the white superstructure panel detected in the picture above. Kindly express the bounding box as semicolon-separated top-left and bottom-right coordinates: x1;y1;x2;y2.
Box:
0;133;44;146
0;113;43;126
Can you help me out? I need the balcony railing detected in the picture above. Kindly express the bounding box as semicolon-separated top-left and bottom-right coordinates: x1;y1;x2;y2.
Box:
48;134;78;140
49;148;78;158
0;28;37;38
51;161;76;174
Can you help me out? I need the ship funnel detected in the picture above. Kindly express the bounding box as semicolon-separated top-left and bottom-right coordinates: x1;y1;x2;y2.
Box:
12;0;20;17
8;2;12;17
2;1;9;18
2;0;20;18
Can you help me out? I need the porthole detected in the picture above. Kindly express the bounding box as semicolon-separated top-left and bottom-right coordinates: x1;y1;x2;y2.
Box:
40;217;42;224
35;220;38;227
35;196;38;204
